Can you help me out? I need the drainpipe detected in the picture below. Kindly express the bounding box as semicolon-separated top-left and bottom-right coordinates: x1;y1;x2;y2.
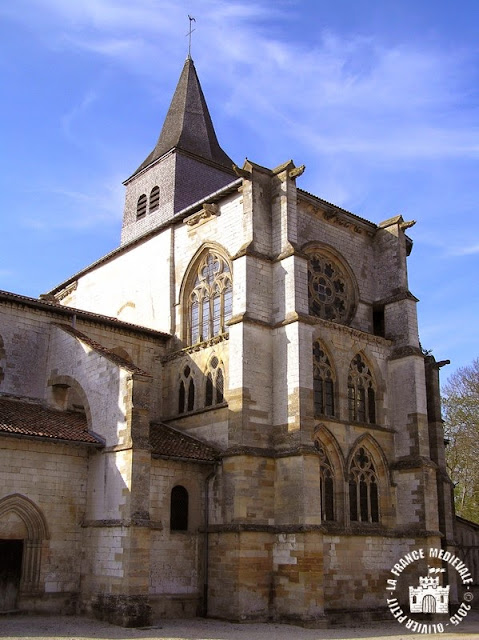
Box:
203;464;218;617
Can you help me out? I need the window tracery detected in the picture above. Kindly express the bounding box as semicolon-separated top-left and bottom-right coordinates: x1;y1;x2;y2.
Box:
315;441;335;521
205;356;225;407
187;251;232;345
349;446;379;523
313;341;335;417
178;365;195;414
347;354;376;424
307;251;354;324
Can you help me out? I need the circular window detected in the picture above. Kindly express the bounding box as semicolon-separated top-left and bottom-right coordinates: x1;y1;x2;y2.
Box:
307;251;355;324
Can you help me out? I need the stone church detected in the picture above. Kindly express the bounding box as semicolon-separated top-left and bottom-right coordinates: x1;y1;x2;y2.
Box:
0;55;458;626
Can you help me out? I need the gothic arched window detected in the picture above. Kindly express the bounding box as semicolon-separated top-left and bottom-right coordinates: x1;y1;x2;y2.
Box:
313;341;335;417
349;447;379;523
178;365;195;414
205;356;225;407
136;194;147;219
149;186;160;211
315;441;335;521
307;250;354;325
187;250;232;345
347;354;376;424
170;485;189;531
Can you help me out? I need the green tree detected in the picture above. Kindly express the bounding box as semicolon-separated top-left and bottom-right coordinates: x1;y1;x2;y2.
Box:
442;358;479;523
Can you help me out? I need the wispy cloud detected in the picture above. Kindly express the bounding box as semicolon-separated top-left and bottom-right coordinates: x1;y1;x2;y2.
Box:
448;243;479;257
3;0;478;162
61;90;97;143
21;180;124;231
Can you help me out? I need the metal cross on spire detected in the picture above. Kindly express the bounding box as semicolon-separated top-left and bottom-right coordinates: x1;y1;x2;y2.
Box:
187;15;196;59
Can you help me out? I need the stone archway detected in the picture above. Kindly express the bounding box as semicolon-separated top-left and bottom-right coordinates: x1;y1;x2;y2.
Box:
0;494;49;604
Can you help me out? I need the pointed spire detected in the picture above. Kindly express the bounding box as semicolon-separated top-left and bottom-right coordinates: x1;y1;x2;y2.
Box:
131;58;233;177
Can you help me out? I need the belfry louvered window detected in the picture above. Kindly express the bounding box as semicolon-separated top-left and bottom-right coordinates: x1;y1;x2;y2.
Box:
349;447;379;523
136;194;147;219
188;251;232;345
149;186;160;211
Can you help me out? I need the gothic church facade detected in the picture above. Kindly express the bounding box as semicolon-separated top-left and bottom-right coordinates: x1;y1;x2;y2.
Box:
0;57;456;626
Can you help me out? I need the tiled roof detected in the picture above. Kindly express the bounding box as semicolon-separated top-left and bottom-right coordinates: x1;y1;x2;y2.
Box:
0;289;170;340
54;324;151;377
130;57;234;179
297;188;376;229
150;422;219;463
0;397;103;445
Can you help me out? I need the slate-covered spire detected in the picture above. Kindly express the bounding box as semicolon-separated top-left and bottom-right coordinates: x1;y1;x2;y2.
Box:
132;57;233;177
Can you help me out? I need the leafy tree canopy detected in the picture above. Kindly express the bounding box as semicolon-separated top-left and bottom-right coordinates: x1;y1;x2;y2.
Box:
442;358;479;523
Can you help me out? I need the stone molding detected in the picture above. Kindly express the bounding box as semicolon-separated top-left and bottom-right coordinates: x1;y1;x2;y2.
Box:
162;333;229;363
184;202;219;228
81;518;163;529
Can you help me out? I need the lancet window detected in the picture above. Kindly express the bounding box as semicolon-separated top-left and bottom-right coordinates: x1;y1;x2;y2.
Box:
315;441;335;521
178;365;195;414
313;341;335;417
205;356;225;407
347;354;376;424
349;447;379;523
187;250;232;345
307;251;354;325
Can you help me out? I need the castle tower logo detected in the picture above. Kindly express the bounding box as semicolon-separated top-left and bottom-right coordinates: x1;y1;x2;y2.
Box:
409;567;449;613
386;547;474;634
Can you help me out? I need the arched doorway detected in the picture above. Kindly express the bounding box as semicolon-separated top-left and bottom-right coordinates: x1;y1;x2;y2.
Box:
0;494;49;611
422;594;436;613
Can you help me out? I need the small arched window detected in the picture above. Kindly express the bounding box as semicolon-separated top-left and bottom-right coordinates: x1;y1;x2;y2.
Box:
136;194;147;219
149;186;160;212
313;341;335;417
170;485;189;531
348;354;376;424
178;365;195;414
349;447;379;523
205;356;225;407
187;250;232;345
315;441;335;521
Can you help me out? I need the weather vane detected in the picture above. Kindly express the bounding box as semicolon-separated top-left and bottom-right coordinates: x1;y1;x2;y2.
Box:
187;15;196;59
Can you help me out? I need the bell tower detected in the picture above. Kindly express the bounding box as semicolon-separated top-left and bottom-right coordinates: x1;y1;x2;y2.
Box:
121;57;235;245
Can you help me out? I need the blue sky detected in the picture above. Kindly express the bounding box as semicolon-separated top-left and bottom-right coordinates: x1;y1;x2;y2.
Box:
1;0;478;383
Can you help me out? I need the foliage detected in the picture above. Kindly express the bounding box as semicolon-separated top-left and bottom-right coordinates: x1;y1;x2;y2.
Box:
442;358;479;523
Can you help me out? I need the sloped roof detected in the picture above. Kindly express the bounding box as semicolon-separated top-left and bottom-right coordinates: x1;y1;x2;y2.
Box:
150;422;219;463
130;57;233;178
0;289;170;340
54;323;151;377
0;396;103;445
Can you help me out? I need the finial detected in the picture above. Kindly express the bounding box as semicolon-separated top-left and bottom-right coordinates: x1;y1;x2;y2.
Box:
187;15;196;59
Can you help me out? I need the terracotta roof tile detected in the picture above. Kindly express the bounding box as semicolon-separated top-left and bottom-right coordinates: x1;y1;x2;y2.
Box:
0;289;170;339
54;323;151;376
150;422;219;463
0;397;103;445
